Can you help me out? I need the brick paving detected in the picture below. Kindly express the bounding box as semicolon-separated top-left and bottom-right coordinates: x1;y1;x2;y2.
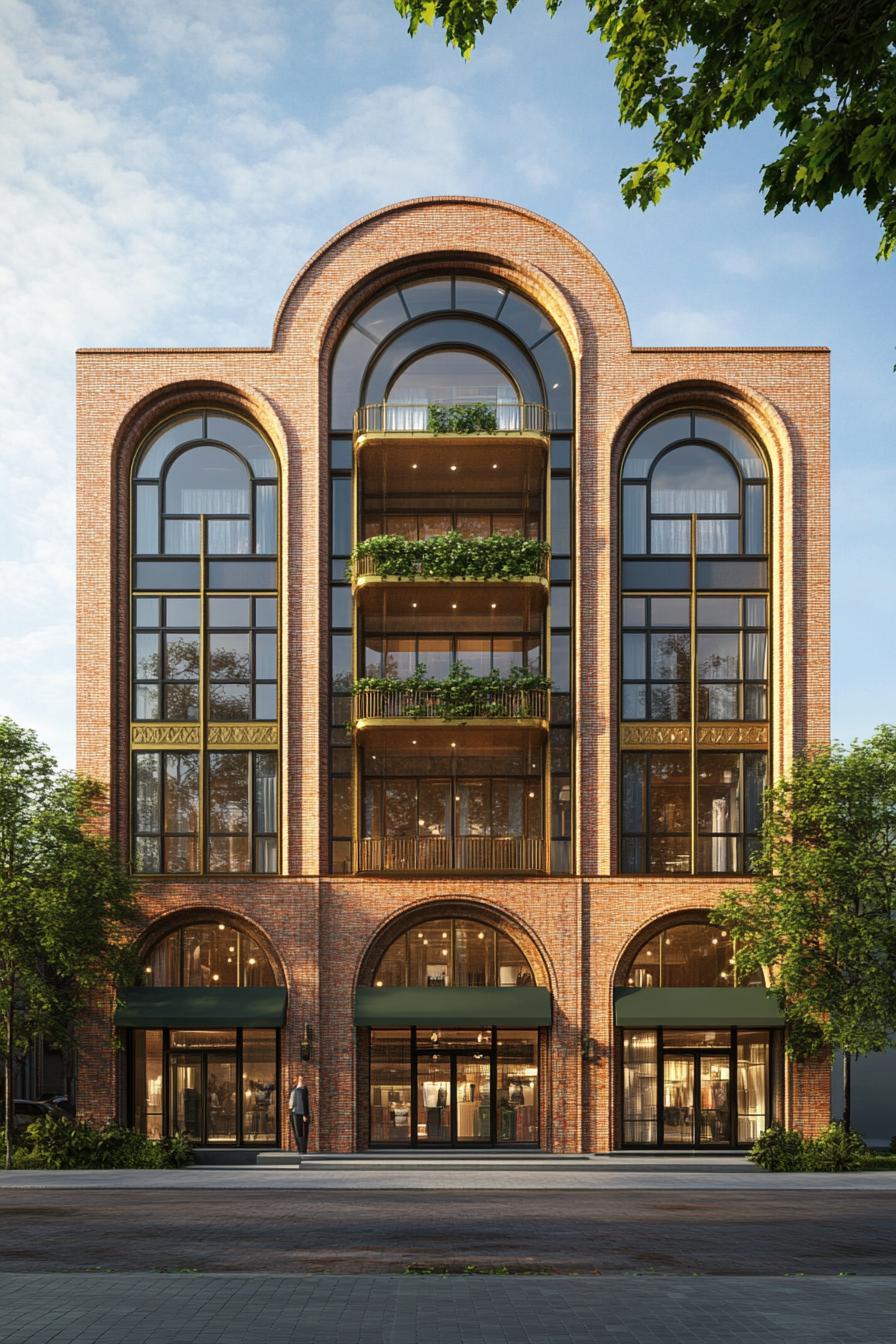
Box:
0;1189;893;1276
1;1273;894;1344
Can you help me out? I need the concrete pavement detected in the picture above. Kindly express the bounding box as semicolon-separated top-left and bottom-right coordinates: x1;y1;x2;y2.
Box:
1;1273;894;1344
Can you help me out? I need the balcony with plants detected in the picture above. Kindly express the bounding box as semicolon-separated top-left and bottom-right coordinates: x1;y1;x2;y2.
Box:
350;661;551;731
351;530;548;581
354;399;551;443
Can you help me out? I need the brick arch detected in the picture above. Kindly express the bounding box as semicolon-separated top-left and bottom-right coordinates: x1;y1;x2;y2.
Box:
272;194;630;358
355;896;557;997
132;902;288;989
110;378;290;481
608;377;794;489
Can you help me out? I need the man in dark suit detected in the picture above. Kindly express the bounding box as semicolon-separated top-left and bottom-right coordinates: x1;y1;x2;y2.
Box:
288;1075;311;1157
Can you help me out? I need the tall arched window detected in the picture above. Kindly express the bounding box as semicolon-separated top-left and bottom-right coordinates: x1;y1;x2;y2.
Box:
131;412;279;875
143;920;276;987
619;412;769;875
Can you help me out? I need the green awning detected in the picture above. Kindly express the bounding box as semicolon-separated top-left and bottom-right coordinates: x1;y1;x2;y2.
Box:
613;987;784;1028
355;985;552;1028
115;987;287;1029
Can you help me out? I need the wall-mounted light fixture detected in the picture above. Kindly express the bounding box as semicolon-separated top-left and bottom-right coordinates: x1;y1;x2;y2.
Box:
300;1023;312;1062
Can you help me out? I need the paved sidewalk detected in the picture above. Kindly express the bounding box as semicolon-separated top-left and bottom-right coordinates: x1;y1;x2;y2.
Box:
1;1163;895;1190
1;1273;893;1344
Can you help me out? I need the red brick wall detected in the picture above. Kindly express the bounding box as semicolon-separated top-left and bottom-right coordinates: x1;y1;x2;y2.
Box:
75;197;832;1150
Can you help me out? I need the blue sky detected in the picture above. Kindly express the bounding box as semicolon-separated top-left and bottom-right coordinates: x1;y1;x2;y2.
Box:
1;0;893;765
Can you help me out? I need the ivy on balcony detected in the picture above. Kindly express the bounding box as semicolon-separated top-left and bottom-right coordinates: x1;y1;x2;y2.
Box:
350;662;551;724
427;402;498;434
349;530;549;581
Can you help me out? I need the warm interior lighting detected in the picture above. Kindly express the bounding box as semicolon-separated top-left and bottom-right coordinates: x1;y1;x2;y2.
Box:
375;979;383;987
477;932;485;940
211;974;220;982
450;464;457;472
218;923;226;930
144;966;152;974
247;957;257;965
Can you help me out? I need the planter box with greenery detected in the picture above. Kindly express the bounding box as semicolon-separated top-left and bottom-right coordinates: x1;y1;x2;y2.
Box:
350;531;550;582
350;662;551;725
427;402;498;434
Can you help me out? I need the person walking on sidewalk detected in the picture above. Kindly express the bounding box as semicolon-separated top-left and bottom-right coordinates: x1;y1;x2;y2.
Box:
288;1075;311;1160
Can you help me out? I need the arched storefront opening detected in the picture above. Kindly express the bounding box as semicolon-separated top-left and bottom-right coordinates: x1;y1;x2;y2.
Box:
119;916;285;1149
357;906;551;1149
615;916;781;1150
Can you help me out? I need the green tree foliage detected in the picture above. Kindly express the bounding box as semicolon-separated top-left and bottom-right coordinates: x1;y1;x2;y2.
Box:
0;719;137;1168
712;726;896;1129
394;0;896;259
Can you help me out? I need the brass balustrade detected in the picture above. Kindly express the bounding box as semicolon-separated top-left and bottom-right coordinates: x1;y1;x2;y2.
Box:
351;686;549;724
354;401;551;439
357;834;545;874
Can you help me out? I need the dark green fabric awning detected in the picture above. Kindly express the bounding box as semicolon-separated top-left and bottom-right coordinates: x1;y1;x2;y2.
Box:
613;987;784;1028
115;987;287;1029
355;985;552;1028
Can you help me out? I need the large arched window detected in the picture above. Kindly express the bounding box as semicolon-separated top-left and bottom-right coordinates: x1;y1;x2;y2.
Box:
131;412;279;875
371;916;535;988
623;920;763;988
619;410;770;876
143;920;277;988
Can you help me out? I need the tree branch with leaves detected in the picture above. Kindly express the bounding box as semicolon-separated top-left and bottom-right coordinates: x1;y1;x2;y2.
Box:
394;0;896;260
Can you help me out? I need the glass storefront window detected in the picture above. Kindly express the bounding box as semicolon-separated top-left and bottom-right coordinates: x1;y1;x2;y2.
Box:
369;1027;539;1148
370;1030;412;1145
621;1027;773;1148
496;1030;538;1145
622;1029;657;1146
737;1032;769;1144
132;1029;163;1140
243;1030;277;1144
131;1028;278;1146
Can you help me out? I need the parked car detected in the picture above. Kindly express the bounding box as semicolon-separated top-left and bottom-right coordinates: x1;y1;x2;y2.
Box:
11;1099;72;1132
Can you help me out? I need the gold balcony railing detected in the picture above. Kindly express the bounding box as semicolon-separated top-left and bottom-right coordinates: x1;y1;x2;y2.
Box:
351;550;550;581
357;835;546;874
352;686;549;724
354;401;551;439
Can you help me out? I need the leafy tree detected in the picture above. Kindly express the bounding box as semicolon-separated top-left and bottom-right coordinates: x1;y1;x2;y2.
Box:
0;719;137;1168
394;1;896;259
712;726;896;1130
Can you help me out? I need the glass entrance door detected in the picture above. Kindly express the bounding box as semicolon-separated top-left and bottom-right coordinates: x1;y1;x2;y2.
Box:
662;1055;694;1145
662;1052;732;1147
455;1055;491;1143
168;1052;237;1144
698;1056;731;1144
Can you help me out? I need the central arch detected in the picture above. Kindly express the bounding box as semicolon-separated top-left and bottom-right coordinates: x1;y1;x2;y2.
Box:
356;899;554;1149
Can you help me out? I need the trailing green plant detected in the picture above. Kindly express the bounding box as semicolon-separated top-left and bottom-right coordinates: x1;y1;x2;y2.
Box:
12;1114;194;1170
349;530;549;581
427;402;498;434
350;661;551;723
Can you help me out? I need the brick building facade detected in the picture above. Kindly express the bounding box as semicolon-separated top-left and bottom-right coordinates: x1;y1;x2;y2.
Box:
75;197;831;1153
